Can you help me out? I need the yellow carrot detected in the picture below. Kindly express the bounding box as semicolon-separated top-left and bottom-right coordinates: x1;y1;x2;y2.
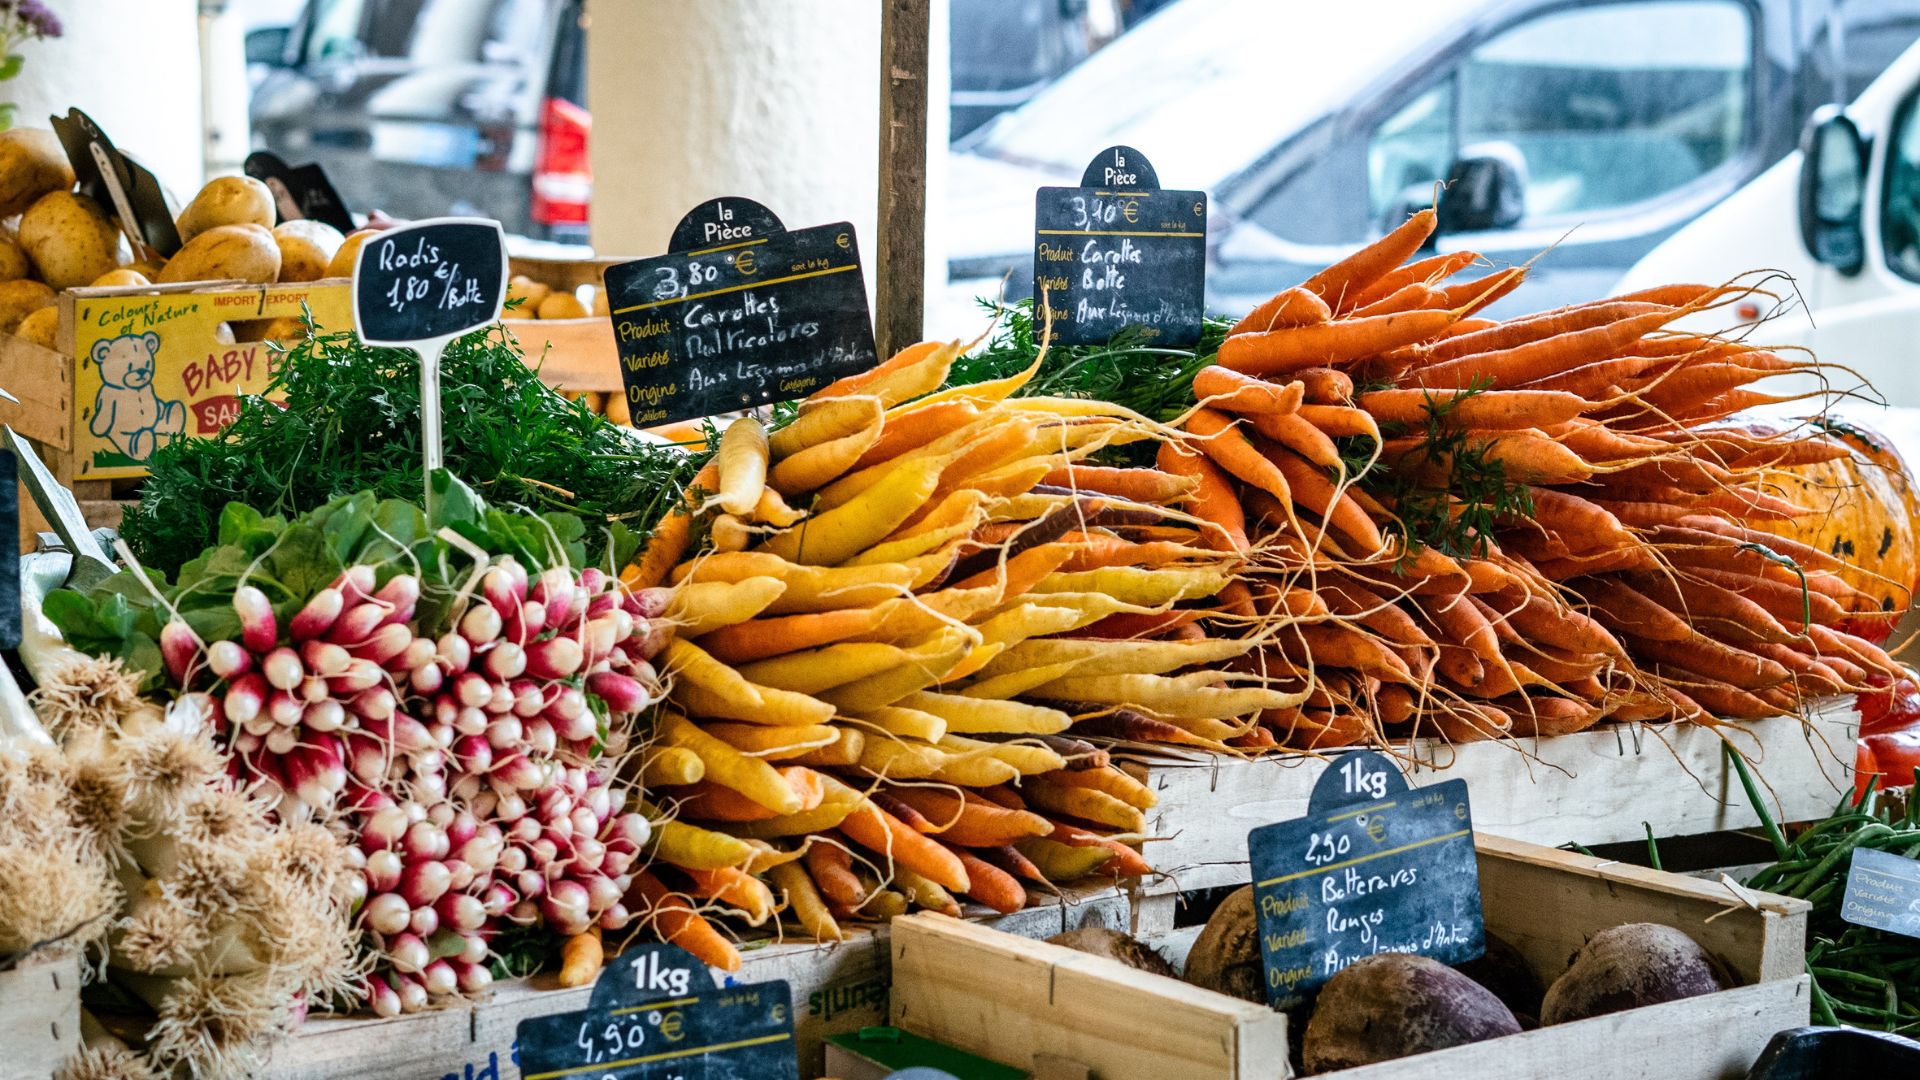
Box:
900;691;1073;734
657;711;805;814
709;416;769;515
769;395;882;459
666;577;786;635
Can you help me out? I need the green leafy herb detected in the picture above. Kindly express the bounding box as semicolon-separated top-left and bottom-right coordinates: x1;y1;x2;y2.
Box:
121;317;696;576
1359;378;1534;560
948;299;1228;422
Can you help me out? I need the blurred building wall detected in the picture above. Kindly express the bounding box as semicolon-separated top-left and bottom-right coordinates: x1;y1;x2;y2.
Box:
13;0;206;198
588;0;949;317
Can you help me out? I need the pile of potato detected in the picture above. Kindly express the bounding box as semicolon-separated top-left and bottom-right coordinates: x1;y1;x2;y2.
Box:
0;127;377;351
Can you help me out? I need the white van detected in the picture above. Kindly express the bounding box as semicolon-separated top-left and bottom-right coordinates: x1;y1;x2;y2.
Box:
1618;36;1920;408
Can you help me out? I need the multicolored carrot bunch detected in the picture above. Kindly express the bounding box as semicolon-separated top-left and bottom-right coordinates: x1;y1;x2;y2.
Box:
1162;208;1908;748
618;338;1319;962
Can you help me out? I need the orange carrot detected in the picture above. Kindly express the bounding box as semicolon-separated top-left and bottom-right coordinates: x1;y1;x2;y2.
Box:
1192;366;1304;414
1414;307;1687;390
853;400;978;469
629;871;742;971
1357;388;1588;429
622;460;717;589
1436;266;1526;315
1246;409;1343;470
1348;250;1481;309
1414;591;1502;664
684;866;777;923
886;787;1053;846
697;607;887;664
803;840;868;908
1156;440;1248;553
1218;308;1459;375
1295;404;1381;442
1428;301;1669;363
1517;354;1668;396
1228;286;1333;336
1353;281;1444;318
1186;408;1295;507
1264;442;1383;552
1301;208;1438;311
816;340;943;399
1293;366;1355;404
838;798;971;892
946;844;1026;913
1040;464;1197;504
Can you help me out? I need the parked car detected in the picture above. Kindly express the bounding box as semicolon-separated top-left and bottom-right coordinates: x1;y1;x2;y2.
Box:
943;0;1920;321
1619;34;1920;407
951;0;1124;140
248;0;589;242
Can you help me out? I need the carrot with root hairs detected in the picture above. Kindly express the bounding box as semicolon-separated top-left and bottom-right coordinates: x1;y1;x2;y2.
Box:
1040;464;1197;503
1296;404;1381;442
1228;285;1332;336
947;845;1027;913
1247;410;1343;470
1357;388;1588;429
1155;440;1249;552
813;339;955;406
770;395;884;459
1434;266;1527;315
768;860;843;942
622;460;717;589
802;840;868;908
1185;407;1294;503
855;399;980;468
1191;366;1304;414
1264;442;1384;552
834;785;971;893
1301;207;1437;310
1353;281;1445;318
1219;308;1459;375
885;787;1053;846
696;607;888;664
629;871;743;970
1427;300;1669;363
684;866;777;925
1349;250;1482;309
1414;307;1689;390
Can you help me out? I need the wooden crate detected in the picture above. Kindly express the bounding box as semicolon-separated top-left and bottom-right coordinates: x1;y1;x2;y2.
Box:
501;254;624;395
889;835;1812;1080
1131;704;1855;910
0;950;82;1077
1;278;354;550
264;884;1130;1079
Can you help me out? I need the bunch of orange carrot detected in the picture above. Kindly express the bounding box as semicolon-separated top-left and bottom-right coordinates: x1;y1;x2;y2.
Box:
1163;207;1906;748
614;338;1312;964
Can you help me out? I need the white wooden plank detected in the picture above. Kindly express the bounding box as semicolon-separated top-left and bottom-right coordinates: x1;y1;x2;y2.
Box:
1140;707;1854;897
0;951;81;1079
265;885;1130;1079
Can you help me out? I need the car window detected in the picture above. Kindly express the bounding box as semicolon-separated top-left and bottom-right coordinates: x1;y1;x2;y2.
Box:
307;0;543;66
1459;0;1753;222
1884;88;1920;283
1369;79;1454;224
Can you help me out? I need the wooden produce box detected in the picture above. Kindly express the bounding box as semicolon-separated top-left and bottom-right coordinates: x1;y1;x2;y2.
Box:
267;885;1130;1080
890;836;1812;1080
0;950;83;1077
1131;705;1855;916
501;253;624;397
1;278;353;548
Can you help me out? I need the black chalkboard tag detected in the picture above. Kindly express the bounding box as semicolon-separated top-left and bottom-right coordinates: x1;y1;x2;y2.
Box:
1033;145;1207;347
1840;847;1920;939
0;447;17;650
50;108;182;258
515;943;799;1080
351;217;508;497
601;197;879;427
244;151;357;235
1247;748;1484;1009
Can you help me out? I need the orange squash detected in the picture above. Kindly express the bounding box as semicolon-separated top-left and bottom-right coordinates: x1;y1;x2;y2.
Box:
1745;417;1918;642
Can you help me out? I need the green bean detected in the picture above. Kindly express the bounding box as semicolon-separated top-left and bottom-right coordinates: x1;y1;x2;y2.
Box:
1782;823;1897;896
1728;746;1789;859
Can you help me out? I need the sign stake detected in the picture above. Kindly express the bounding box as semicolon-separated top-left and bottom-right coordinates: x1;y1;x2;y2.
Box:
351;217;509;505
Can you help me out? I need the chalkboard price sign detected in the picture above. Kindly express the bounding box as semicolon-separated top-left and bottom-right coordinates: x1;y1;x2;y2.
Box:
245;151;357;235
0;448;16;651
351;217;508;494
1247;749;1484;1009
516;943;799;1080
602;197;879;427
1033;145;1207;347
1841;847;1920;940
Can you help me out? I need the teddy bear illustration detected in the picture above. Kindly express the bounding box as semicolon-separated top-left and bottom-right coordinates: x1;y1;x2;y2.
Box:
89;331;186;463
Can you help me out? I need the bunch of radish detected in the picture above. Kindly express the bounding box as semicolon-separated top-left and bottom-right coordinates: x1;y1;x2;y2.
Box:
156;557;667;1015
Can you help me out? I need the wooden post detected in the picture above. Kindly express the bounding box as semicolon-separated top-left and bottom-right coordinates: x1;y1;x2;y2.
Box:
877;0;931;358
